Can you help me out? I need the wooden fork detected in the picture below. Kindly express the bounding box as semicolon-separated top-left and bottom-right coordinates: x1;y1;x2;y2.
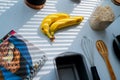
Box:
96;40;116;80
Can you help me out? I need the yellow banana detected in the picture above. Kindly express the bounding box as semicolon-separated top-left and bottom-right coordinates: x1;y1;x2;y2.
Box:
41;23;53;39
50;16;84;37
41;13;70;25
40;13;70;41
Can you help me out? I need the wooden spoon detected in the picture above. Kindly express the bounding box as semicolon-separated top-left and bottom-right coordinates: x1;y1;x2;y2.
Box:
96;40;116;80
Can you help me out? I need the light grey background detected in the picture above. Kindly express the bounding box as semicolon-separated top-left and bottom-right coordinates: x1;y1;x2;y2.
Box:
0;0;120;80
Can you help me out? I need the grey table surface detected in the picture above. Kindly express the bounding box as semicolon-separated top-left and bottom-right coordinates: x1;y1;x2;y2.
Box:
0;0;120;80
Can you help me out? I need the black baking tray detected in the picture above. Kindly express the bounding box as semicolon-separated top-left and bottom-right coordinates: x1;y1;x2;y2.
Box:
54;52;92;80
113;35;120;61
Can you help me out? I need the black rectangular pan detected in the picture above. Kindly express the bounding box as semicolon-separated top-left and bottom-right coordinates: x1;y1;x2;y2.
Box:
54;52;92;80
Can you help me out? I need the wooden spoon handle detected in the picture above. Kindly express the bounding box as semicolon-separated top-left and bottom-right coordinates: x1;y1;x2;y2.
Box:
104;56;116;80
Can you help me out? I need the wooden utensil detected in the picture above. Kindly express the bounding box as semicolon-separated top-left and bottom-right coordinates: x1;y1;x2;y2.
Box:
96;40;116;80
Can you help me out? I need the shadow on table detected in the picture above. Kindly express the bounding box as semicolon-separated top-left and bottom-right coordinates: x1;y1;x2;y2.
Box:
32;54;57;80
0;0;102;80
39;69;56;80
55;0;80;13
0;0;39;37
16;0;101;80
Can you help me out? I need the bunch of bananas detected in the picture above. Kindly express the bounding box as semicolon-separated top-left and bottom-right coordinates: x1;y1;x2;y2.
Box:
40;13;84;41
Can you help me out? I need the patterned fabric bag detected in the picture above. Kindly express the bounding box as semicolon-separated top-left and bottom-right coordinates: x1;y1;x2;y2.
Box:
0;30;47;80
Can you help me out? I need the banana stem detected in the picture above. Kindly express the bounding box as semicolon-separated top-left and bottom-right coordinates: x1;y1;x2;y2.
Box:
50;36;55;42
